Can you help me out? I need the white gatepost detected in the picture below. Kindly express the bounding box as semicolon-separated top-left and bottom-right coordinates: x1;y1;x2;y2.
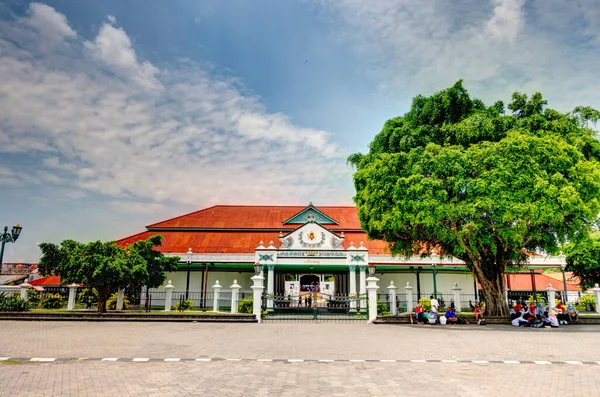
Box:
19;283;31;301
251;273;265;322
116;288;125;310
230;280;241;314
366;274;379;323
452;283;462;313
212;280;222;312
267;265;275;311
405;282;414;313
504;288;509;306
546;283;557;309
67;283;78;310
387;281;397;316
591;284;600;314
348;265;357;311
164;280;174;311
359;265;367;311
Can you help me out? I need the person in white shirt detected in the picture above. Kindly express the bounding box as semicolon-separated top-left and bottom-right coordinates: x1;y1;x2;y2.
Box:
511;313;530;327
430;295;439;313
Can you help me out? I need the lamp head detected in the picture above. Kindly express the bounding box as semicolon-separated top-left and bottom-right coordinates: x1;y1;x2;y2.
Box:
368;265;376;277
11;224;22;241
254;261;262;276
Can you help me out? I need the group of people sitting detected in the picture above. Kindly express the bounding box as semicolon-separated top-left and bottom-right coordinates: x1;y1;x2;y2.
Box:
510;301;579;328
413;295;471;325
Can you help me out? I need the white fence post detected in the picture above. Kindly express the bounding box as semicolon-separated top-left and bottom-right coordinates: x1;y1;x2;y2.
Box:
230;280;241;314
67;283;78;310
405;282;414;313
591;284;600;314
212;281;222;312
452;283;462;313
251;273;265;323
387;281;397;316
366;274;379;323
164;280;174;311
19;283;31;301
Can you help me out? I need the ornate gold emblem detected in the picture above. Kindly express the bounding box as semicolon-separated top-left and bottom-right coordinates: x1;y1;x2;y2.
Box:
307;231;316;240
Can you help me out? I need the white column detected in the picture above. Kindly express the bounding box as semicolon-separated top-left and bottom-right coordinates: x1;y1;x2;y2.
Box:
116;289;125;310
19;283;31;301
164;280;174;311
67;283;78;310
349;265;357;311
267;265;275;311
230;280;241;314
451;283;462;313
366;275;379;323
359;265;367;311
387;281;397;316
251;273;265;322
546;283;557;309
140;286;147;306
212;280;222;312
591;284;600;314
405;282;414;313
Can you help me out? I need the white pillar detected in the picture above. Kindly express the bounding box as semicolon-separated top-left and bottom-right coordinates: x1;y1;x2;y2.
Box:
387;281;397;316
505;288;510;306
359;265;367;311
140;286;147;306
545;283;557;309
251;273;265;322
349;265;357;311
116;289;125;310
366;275;379;323
230;280;241;314
267;265;275;311
591;284;600;314
212;280;222;312
405;282;414;313
164;280;174;311
451;283;462;313
67;283;77;310
19;283;31;301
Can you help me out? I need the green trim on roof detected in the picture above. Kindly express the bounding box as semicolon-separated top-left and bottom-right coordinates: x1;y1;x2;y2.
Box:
282;204;339;225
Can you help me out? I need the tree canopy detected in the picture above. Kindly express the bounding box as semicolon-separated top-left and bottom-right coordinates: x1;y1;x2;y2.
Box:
349;80;600;316
39;235;179;312
565;231;600;289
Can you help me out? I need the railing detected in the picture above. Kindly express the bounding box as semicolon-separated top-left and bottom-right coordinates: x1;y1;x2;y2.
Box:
146;289;253;311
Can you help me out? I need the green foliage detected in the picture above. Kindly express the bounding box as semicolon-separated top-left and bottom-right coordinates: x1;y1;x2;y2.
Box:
238;297;253;314
526;294;547;304
39;293;65;309
349;80;600;316
565;232;600;289
77;288;98;304
580;295;596;308
419;297;432;312
129;235;180;289
0;292;32;312
106;292;130;310
376;298;388;315
173;299;194;312
26;290;40;306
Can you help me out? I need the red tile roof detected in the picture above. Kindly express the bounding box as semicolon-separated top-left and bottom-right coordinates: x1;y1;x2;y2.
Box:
29;276;62;287
508;273;581;291
147;205;363;230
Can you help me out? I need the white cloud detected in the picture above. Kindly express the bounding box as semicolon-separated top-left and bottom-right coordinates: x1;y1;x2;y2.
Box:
0;4;352;212
107;15;117;24
320;0;600;111
25;2;76;43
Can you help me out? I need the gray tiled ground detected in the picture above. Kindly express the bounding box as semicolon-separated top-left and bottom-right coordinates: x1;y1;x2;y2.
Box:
1;322;600;396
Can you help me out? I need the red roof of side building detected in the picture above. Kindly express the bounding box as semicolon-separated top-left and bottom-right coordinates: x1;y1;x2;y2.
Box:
508;273;581;291
28;275;62;287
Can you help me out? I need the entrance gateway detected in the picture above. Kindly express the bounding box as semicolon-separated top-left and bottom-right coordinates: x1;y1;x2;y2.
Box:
256;207;369;321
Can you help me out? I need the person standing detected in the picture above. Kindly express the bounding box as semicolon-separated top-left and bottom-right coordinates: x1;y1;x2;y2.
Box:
430;295;439;314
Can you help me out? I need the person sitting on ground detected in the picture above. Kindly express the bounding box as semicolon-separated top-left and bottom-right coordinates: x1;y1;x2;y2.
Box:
430;295;439;314
513;301;523;314
480;301;486;316
469;300;475;310
566;304;579;324
473;304;484;322
415;303;425;324
510;307;520;320
445;307;458;324
511;312;530;327
529;302;536;315
556;301;566;312
546;310;559;328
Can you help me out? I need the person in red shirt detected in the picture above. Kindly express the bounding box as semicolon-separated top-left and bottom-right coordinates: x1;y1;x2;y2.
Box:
529;302;536;315
513;302;522;313
415;303;425;324
474;304;483;322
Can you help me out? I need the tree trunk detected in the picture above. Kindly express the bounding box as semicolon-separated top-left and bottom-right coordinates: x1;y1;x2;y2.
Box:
472;261;509;317
97;287;110;313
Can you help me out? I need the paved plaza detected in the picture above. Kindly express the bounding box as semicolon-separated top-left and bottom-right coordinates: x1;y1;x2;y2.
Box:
1;322;600;396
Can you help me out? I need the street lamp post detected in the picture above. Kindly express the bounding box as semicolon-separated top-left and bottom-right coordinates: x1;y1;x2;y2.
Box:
0;224;23;266
560;257;568;304
185;247;192;300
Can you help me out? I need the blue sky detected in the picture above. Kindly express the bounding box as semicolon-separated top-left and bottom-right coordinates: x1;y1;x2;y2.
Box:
1;0;599;262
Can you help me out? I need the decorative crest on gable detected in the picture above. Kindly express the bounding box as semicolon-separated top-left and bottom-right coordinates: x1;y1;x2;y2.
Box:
282;203;339;225
279;222;344;250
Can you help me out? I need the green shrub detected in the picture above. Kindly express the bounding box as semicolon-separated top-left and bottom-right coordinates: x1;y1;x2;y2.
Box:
376;298;388;315
173;299;194;312
419;297;432;312
77;288;98;304
0;292;32;312
238;297;253;314
27;290;41;306
526;294;547;304
107;292;130;310
580;295;596;310
39;293;66;309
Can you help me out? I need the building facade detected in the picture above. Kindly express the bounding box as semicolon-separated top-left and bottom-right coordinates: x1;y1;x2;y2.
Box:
117;203;567;308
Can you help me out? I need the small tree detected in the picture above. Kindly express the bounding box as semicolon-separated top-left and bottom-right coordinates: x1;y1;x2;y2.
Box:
565;232;600;289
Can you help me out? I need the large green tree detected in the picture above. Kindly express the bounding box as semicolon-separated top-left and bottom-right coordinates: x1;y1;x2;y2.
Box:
349;81;600;316
565;231;600;289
